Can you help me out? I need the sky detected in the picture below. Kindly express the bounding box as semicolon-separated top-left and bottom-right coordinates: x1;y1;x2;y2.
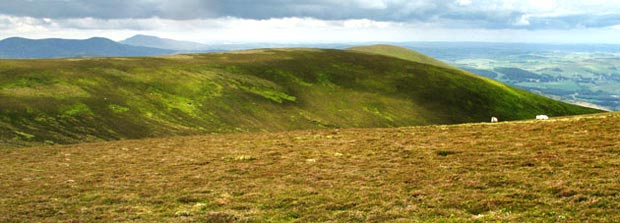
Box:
1;0;620;44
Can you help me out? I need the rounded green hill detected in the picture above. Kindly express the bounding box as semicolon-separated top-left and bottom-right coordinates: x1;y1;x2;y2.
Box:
0;46;601;147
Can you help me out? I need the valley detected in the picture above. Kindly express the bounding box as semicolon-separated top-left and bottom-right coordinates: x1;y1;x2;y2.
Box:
408;42;620;111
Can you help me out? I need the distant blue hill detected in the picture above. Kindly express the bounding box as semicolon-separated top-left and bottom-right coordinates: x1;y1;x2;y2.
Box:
0;37;173;59
121;34;212;51
121;34;356;52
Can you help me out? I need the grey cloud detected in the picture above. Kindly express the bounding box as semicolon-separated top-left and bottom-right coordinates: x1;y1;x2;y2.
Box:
213;0;451;21
0;1;216;19
441;10;526;29
0;0;451;20
0;0;619;30
526;14;620;30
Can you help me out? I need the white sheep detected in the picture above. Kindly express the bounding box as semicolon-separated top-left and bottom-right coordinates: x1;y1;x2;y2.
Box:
491;117;498;123
536;115;549;120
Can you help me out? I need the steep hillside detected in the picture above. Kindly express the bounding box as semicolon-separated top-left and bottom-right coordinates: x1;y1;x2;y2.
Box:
0;47;600;147
348;44;454;68
2;112;619;222
0;37;173;59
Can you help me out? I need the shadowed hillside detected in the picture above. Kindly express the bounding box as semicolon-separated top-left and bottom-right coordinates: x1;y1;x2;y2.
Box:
0;47;600;147
1;112;619;222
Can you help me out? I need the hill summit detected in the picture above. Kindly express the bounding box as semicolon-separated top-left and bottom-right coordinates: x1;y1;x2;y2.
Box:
0;45;600;147
347;44;454;68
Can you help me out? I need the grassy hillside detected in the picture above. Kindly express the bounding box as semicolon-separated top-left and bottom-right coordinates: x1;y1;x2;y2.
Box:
2;112;619;222
347;44;454;68
0;47;600;148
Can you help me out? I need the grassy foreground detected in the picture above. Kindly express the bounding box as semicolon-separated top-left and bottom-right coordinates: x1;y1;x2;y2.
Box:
1;112;619;222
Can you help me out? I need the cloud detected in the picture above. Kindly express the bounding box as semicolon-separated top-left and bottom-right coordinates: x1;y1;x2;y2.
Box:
456;0;472;6
1;0;619;30
514;15;530;26
1;0;618;30
2;12;620;44
0;14;412;43
2;0;620;43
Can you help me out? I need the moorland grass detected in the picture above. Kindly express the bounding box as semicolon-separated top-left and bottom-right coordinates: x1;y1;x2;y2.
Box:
347;44;454;69
1;112;619;222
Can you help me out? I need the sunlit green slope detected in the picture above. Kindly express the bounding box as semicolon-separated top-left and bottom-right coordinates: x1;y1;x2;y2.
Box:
0;47;600;147
347;44;454;68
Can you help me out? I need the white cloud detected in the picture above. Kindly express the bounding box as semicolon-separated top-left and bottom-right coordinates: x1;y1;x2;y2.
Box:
354;0;390;9
527;0;556;12
513;15;530;26
3;0;620;45
341;19;394;28
456;0;472;6
0;14;411;43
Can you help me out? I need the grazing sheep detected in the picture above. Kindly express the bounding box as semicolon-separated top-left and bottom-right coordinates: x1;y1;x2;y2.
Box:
536;115;549;120
491;117;499;123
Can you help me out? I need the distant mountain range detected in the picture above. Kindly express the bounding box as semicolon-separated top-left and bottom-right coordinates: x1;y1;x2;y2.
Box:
0;37;173;59
120;34;357;52
120;34;212;51
0;35;345;59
